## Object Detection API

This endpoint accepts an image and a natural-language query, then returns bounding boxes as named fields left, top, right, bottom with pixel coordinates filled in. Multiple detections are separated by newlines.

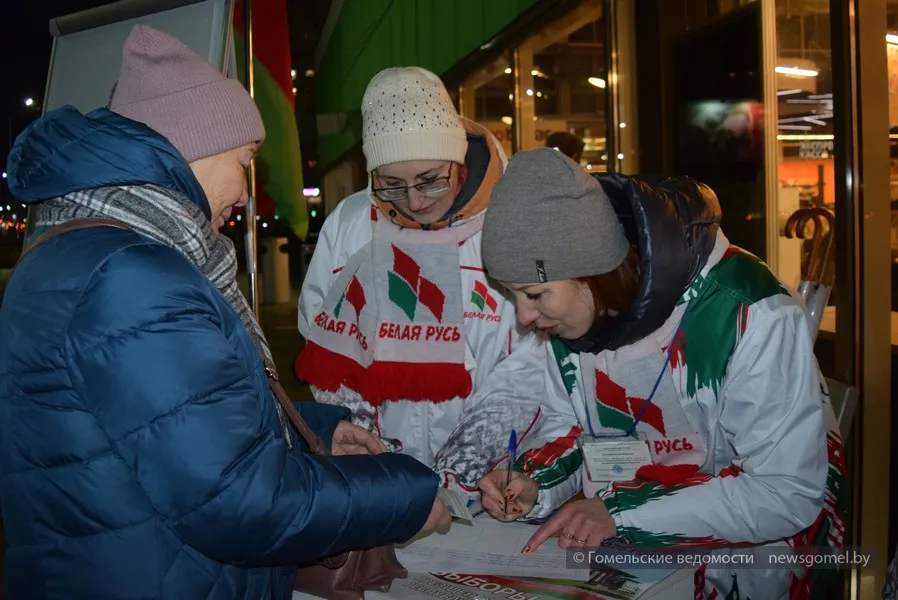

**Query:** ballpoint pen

left=503, top=429, right=517, bottom=516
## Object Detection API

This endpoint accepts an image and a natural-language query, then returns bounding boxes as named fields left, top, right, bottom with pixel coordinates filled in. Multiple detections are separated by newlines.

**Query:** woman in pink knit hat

left=0, top=24, right=447, bottom=600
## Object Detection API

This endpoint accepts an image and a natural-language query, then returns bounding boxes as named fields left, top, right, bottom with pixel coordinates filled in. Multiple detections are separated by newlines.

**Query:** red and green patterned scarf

left=296, top=208, right=482, bottom=405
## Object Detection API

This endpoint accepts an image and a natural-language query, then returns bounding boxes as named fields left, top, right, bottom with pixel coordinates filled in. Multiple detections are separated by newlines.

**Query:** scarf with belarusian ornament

left=296, top=206, right=483, bottom=405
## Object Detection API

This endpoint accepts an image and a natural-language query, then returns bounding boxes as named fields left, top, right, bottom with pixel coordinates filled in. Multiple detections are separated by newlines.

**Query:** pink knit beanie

left=109, top=25, right=265, bottom=162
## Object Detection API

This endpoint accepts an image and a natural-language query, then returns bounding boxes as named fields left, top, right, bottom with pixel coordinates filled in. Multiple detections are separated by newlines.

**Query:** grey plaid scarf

left=35, top=183, right=293, bottom=445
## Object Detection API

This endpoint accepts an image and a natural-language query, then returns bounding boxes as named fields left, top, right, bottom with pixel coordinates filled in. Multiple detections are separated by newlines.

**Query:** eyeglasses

left=372, top=172, right=452, bottom=202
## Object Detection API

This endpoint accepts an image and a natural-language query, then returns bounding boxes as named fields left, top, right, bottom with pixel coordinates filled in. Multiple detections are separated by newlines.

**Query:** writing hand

left=478, top=470, right=538, bottom=522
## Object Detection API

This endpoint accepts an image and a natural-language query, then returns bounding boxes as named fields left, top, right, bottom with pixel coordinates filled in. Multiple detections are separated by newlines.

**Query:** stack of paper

left=292, top=517, right=694, bottom=600
left=351, top=570, right=694, bottom=600
left=395, top=517, right=587, bottom=580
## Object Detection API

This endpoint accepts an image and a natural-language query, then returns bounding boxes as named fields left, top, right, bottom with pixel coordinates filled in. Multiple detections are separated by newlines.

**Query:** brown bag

left=10, top=218, right=132, bottom=270
left=11, top=218, right=407, bottom=599
left=265, top=368, right=408, bottom=600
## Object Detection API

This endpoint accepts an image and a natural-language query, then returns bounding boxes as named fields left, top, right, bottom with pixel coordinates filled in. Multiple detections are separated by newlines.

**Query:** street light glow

left=24, top=97, right=34, bottom=107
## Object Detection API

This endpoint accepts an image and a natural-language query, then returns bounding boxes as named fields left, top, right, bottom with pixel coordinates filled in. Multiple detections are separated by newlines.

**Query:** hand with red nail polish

left=477, top=469, right=538, bottom=522
left=524, top=499, right=616, bottom=553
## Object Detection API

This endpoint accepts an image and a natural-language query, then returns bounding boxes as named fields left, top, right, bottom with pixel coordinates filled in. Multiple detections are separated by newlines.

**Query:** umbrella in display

left=784, top=205, right=835, bottom=340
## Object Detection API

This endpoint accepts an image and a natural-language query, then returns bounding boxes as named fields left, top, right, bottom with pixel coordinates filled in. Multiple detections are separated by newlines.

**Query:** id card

left=580, top=436, right=652, bottom=481
left=437, top=487, right=476, bottom=524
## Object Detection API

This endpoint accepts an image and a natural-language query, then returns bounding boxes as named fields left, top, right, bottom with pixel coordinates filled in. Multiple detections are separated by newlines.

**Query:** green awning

left=314, top=0, right=539, bottom=169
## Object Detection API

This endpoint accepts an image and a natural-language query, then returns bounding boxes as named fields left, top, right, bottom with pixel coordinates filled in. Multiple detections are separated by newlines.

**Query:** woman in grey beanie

left=477, top=147, right=846, bottom=600
left=296, top=66, right=546, bottom=511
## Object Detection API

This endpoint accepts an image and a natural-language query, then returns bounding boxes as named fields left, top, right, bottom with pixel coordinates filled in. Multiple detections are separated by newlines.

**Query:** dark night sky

left=0, top=0, right=325, bottom=187
left=2, top=1, right=116, bottom=169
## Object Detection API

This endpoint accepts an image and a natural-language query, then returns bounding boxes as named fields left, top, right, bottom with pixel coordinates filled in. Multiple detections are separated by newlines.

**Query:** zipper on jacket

left=422, top=403, right=429, bottom=464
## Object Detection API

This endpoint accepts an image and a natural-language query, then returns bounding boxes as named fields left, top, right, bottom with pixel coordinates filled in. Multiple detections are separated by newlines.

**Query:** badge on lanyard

left=579, top=434, right=652, bottom=481
left=578, top=307, right=689, bottom=483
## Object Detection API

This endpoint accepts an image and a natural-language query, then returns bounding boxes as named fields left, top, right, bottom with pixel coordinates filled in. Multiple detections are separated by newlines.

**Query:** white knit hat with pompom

left=361, top=66, right=468, bottom=172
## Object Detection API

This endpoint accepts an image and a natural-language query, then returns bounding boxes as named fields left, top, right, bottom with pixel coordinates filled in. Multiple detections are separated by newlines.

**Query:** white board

left=43, top=0, right=235, bottom=114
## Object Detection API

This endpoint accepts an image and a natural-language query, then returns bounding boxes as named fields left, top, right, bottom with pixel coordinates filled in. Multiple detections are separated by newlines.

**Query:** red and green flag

left=387, top=245, right=445, bottom=322
left=233, top=0, right=308, bottom=240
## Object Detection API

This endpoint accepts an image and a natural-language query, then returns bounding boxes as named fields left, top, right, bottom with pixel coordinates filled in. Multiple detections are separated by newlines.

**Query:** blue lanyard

left=584, top=308, right=687, bottom=439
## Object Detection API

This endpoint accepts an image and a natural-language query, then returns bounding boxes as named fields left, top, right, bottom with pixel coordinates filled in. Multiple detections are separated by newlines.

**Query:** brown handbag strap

left=264, top=364, right=331, bottom=457
left=13, top=217, right=132, bottom=272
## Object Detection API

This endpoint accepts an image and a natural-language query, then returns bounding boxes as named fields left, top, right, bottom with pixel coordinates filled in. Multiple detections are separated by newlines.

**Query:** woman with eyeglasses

left=296, top=67, right=546, bottom=506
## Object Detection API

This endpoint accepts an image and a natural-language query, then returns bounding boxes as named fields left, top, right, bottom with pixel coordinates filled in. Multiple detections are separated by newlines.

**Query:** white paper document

left=394, top=518, right=590, bottom=580
left=351, top=570, right=693, bottom=600
left=437, top=487, right=476, bottom=523
left=293, top=519, right=694, bottom=600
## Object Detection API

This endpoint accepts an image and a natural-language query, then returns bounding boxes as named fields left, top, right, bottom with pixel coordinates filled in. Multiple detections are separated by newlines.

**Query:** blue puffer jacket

left=0, top=107, right=439, bottom=600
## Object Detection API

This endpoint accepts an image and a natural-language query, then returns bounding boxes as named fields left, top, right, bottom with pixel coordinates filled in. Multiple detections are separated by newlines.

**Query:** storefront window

left=517, top=2, right=607, bottom=171
left=618, top=1, right=767, bottom=259
left=458, top=53, right=515, bottom=158
left=771, top=0, right=861, bottom=349
left=775, top=1, right=835, bottom=303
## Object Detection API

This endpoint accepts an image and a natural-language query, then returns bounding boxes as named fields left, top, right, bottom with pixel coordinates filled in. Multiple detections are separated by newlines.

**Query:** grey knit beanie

left=482, top=147, right=629, bottom=283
